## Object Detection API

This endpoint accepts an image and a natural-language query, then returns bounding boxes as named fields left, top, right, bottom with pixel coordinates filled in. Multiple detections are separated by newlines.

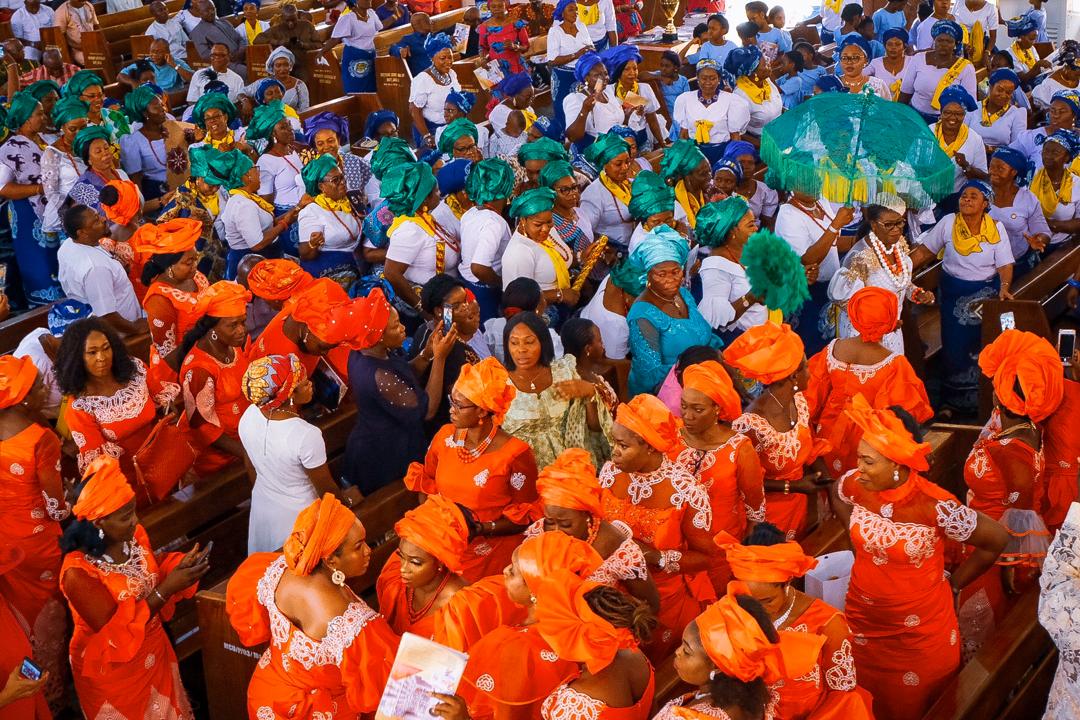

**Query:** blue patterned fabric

left=940, top=271, right=998, bottom=412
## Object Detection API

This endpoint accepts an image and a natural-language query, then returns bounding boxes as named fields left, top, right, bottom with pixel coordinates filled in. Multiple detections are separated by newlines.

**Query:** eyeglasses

left=454, top=140, right=478, bottom=153
left=839, top=55, right=864, bottom=63
left=322, top=173, right=346, bottom=185
left=553, top=183, right=579, bottom=195
left=878, top=218, right=906, bottom=230
left=447, top=393, right=478, bottom=411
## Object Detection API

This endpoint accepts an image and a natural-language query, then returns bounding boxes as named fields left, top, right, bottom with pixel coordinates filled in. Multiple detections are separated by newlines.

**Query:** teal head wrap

left=382, top=161, right=438, bottom=216
left=199, top=147, right=253, bottom=189
left=509, top=187, right=556, bottom=219
left=192, top=93, right=237, bottom=127
left=628, top=171, right=675, bottom=221
left=5, top=92, right=40, bottom=133
left=539, top=159, right=575, bottom=189
left=517, top=137, right=569, bottom=164
left=696, top=196, right=751, bottom=248
left=584, top=132, right=630, bottom=169
left=466, top=158, right=515, bottom=205
left=62, top=70, right=104, bottom=99
left=437, top=117, right=478, bottom=156
left=26, top=80, right=60, bottom=101
left=51, top=96, right=89, bottom=129
left=123, top=85, right=157, bottom=123
left=608, top=253, right=647, bottom=296
left=73, top=125, right=112, bottom=162
left=659, top=139, right=708, bottom=183
left=371, top=136, right=417, bottom=182
left=629, top=225, right=689, bottom=270
left=301, top=153, right=341, bottom=196
left=246, top=100, right=287, bottom=142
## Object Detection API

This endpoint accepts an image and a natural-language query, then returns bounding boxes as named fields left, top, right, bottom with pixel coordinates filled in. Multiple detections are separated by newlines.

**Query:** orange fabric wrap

left=978, top=329, right=1065, bottom=423
left=722, top=322, right=804, bottom=385
left=344, top=288, right=392, bottom=351
left=102, top=179, right=142, bottom=225
left=283, top=493, right=356, bottom=576
left=0, top=355, right=37, bottom=408
left=287, top=278, right=353, bottom=345
left=454, top=356, right=517, bottom=425
left=616, top=394, right=680, bottom=453
left=516, top=532, right=603, bottom=594
left=129, top=218, right=202, bottom=255
left=537, top=448, right=603, bottom=516
left=72, top=456, right=135, bottom=520
left=247, top=259, right=314, bottom=301
left=193, top=280, right=251, bottom=319
left=534, top=571, right=635, bottom=674
left=682, top=360, right=742, bottom=421
left=844, top=393, right=932, bottom=471
left=714, top=531, right=818, bottom=583
left=847, top=286, right=898, bottom=343
left=394, top=495, right=470, bottom=575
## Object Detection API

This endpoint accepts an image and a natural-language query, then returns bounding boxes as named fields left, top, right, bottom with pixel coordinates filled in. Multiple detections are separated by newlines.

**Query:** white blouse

left=732, top=80, right=784, bottom=136
left=409, top=70, right=461, bottom=125
left=930, top=121, right=989, bottom=191
left=546, top=20, right=593, bottom=69
left=746, top=180, right=779, bottom=221
left=899, top=54, right=979, bottom=115
left=1039, top=501, right=1080, bottom=720
left=579, top=0, right=616, bottom=43
left=1043, top=173, right=1080, bottom=246
left=40, top=145, right=85, bottom=233
left=774, top=201, right=843, bottom=283
left=672, top=90, right=751, bottom=144
left=579, top=178, right=634, bottom=249
left=563, top=88, right=625, bottom=139
left=221, top=193, right=274, bottom=250
left=298, top=203, right=360, bottom=253
left=966, top=103, right=1027, bottom=149
left=500, top=230, right=573, bottom=291
left=915, top=213, right=1014, bottom=281
left=1033, top=77, right=1080, bottom=110
left=385, top=211, right=462, bottom=285
left=331, top=8, right=382, bottom=50
left=459, top=206, right=511, bottom=284
left=257, top=152, right=304, bottom=206
left=698, top=254, right=766, bottom=332
left=615, top=82, right=665, bottom=140
left=580, top=276, right=630, bottom=360
left=867, top=56, right=908, bottom=96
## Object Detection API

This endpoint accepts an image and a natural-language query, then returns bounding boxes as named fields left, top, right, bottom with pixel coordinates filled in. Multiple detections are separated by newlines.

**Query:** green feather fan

left=740, top=230, right=810, bottom=318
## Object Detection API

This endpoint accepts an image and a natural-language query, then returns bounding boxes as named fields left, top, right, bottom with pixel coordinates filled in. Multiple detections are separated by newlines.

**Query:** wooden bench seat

left=374, top=7, right=467, bottom=55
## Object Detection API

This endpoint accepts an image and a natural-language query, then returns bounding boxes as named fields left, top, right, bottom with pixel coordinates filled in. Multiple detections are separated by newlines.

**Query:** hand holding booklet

left=375, top=633, right=469, bottom=720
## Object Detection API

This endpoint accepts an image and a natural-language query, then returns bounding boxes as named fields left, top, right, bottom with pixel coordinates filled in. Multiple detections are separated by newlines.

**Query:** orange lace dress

left=653, top=692, right=763, bottom=720
left=1041, top=378, right=1080, bottom=530
left=0, top=557, right=51, bottom=720
left=836, top=470, right=977, bottom=720
left=732, top=393, right=829, bottom=540
left=597, top=458, right=715, bottom=661
left=226, top=553, right=401, bottom=720
left=523, top=520, right=652, bottom=591
left=59, top=525, right=200, bottom=720
left=670, top=432, right=766, bottom=592
left=541, top=668, right=655, bottom=720
left=180, top=345, right=251, bottom=475
left=142, top=273, right=209, bottom=392
left=405, top=424, right=541, bottom=582
left=804, top=340, right=933, bottom=477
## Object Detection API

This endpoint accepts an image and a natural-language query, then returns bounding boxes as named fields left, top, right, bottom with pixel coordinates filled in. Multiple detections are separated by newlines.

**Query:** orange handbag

left=132, top=413, right=197, bottom=505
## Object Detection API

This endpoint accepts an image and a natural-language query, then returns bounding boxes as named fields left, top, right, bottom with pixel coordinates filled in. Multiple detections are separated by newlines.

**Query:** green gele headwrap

left=371, top=136, right=417, bottom=182
left=517, top=137, right=569, bottom=164
left=123, top=85, right=157, bottom=123
left=191, top=92, right=237, bottom=128
left=509, top=187, right=556, bottom=219
left=466, top=158, right=515, bottom=206
left=51, top=96, right=90, bottom=129
left=627, top=170, right=675, bottom=221
left=190, top=145, right=252, bottom=188
left=659, top=139, right=708, bottom=183
left=584, top=132, right=630, bottom=170
left=381, top=161, right=438, bottom=217
left=26, top=80, right=60, bottom=101
left=246, top=100, right=287, bottom=142
left=696, top=195, right=750, bottom=248
left=63, top=70, right=104, bottom=99
left=539, top=159, right=575, bottom=189
left=72, top=125, right=112, bottom=163
left=5, top=92, right=39, bottom=133
left=608, top=253, right=647, bottom=297
left=438, top=117, right=479, bottom=156
left=301, top=153, right=340, bottom=197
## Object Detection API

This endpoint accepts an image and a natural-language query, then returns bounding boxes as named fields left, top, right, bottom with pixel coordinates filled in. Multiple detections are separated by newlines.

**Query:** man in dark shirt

left=252, top=4, right=322, bottom=51
left=188, top=0, right=247, bottom=77
left=389, top=12, right=432, bottom=74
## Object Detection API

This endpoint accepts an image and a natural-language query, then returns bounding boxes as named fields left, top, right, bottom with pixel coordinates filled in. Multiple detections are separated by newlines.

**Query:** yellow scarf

left=674, top=180, right=702, bottom=227
left=387, top=210, right=436, bottom=238
left=694, top=119, right=714, bottom=143
left=736, top=76, right=771, bottom=104
left=243, top=19, right=260, bottom=45
left=600, top=171, right=632, bottom=207
left=537, top=233, right=571, bottom=289
left=951, top=212, right=1001, bottom=256
left=825, top=0, right=842, bottom=13
left=229, top=188, right=275, bottom=214
left=446, top=194, right=468, bottom=219
left=186, top=181, right=220, bottom=216
left=577, top=1, right=600, bottom=25
left=206, top=130, right=235, bottom=151
left=1030, top=168, right=1073, bottom=217
left=616, top=81, right=639, bottom=100
left=315, top=194, right=354, bottom=214
left=935, top=121, right=969, bottom=158
left=889, top=77, right=902, bottom=100
left=1011, top=41, right=1037, bottom=70
left=980, top=101, right=1008, bottom=127
left=970, top=20, right=985, bottom=64
left=930, top=58, right=972, bottom=111
left=522, top=107, right=538, bottom=130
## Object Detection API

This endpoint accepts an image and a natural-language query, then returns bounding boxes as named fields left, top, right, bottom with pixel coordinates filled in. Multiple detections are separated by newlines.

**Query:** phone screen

left=20, top=658, right=41, bottom=681
left=442, top=306, right=454, bottom=334
left=999, top=311, right=1016, bottom=331
left=1058, top=330, right=1076, bottom=362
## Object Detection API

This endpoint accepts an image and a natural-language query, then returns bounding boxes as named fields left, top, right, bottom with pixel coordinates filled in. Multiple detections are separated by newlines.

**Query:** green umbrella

left=759, top=90, right=954, bottom=209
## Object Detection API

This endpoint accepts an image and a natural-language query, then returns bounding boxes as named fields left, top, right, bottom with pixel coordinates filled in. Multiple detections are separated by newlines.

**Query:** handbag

left=132, top=413, right=197, bottom=506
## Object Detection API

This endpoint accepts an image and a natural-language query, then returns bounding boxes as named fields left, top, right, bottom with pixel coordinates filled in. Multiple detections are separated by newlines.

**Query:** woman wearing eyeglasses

left=834, top=35, right=891, bottom=99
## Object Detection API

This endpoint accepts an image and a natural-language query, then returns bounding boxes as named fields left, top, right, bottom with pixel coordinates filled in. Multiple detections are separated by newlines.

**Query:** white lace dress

left=827, top=235, right=915, bottom=354
left=39, top=144, right=85, bottom=234
left=1040, top=502, right=1080, bottom=719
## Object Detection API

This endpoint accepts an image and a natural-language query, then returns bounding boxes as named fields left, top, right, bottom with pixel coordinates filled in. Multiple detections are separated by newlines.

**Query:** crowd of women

left=0, top=0, right=1080, bottom=719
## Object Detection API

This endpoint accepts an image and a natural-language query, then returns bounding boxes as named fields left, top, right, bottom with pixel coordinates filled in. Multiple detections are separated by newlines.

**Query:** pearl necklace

left=773, top=588, right=797, bottom=629
left=867, top=233, right=911, bottom=290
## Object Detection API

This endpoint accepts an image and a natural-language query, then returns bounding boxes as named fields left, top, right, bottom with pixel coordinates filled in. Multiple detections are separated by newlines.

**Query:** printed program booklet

left=375, top=633, right=469, bottom=720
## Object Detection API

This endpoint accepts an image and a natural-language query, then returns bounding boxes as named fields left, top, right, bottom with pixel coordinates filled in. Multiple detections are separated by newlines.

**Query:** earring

left=167, top=267, right=175, bottom=279
left=98, top=528, right=105, bottom=539
left=331, top=569, right=346, bottom=587
left=892, top=468, right=901, bottom=485
left=210, top=330, right=219, bottom=341
left=530, top=594, right=537, bottom=604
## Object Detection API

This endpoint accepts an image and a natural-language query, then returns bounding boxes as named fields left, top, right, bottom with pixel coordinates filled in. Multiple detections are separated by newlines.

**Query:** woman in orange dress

left=250, top=277, right=355, bottom=378
left=725, top=322, right=831, bottom=541
left=58, top=456, right=208, bottom=719
left=377, top=494, right=519, bottom=650
left=458, top=532, right=601, bottom=720
left=527, top=448, right=659, bottom=612
left=56, top=318, right=178, bottom=478
left=715, top=525, right=873, bottom=720
left=599, top=394, right=715, bottom=661
left=805, top=287, right=932, bottom=478
left=0, top=357, right=67, bottom=708
left=0, top=545, right=50, bottom=719
left=535, top=572, right=656, bottom=720
left=243, top=258, right=314, bottom=339
left=672, top=360, right=765, bottom=592
left=405, top=357, right=540, bottom=582
left=652, top=582, right=825, bottom=720
left=131, top=218, right=208, bottom=392
left=226, top=494, right=400, bottom=720
left=178, top=281, right=252, bottom=474
left=828, top=396, right=1008, bottom=720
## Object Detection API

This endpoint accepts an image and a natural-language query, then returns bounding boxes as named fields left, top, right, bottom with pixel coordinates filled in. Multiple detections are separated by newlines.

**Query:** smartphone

left=1058, top=329, right=1076, bottom=364
left=999, top=311, right=1016, bottom=331
left=592, top=77, right=604, bottom=95
left=0, top=262, right=7, bottom=291
left=19, top=658, right=42, bottom=682
left=442, top=306, right=454, bottom=334
left=198, top=540, right=214, bottom=562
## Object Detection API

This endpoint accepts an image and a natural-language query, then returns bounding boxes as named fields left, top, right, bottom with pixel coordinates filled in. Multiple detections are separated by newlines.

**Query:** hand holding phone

left=19, top=658, right=42, bottom=682
left=1057, top=329, right=1076, bottom=365
left=442, top=306, right=454, bottom=334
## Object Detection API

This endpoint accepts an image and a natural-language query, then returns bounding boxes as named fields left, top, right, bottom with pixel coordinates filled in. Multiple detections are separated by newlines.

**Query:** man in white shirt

left=146, top=0, right=189, bottom=60
left=10, top=0, right=54, bottom=62
left=186, top=43, right=245, bottom=102
left=57, top=204, right=147, bottom=336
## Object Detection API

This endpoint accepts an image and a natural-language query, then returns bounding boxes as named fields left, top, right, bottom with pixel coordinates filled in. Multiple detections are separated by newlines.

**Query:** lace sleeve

left=182, top=365, right=224, bottom=449
left=1039, top=503, right=1080, bottom=651
left=935, top=499, right=978, bottom=542
left=735, top=439, right=766, bottom=524
left=35, top=429, right=69, bottom=522
left=373, top=367, right=419, bottom=411
left=819, top=613, right=857, bottom=692
left=628, top=314, right=668, bottom=395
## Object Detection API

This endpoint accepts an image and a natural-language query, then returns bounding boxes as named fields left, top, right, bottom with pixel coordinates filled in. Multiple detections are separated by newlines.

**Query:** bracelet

left=152, top=587, right=167, bottom=604
left=658, top=549, right=682, bottom=574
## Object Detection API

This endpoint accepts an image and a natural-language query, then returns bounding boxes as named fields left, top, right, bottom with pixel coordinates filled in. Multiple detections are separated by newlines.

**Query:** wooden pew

left=80, top=30, right=117, bottom=82
left=0, top=305, right=50, bottom=356
left=39, top=26, right=71, bottom=64
left=130, top=34, right=154, bottom=58
left=302, top=49, right=346, bottom=106
left=245, top=43, right=271, bottom=83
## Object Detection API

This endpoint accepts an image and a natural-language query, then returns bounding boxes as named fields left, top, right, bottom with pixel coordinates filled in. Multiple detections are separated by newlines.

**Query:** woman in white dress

left=1031, top=50, right=1080, bottom=110
left=723, top=140, right=778, bottom=227
left=297, top=154, right=362, bottom=289
left=898, top=20, right=977, bottom=122
left=220, top=150, right=299, bottom=279
left=696, top=196, right=767, bottom=341
left=868, top=27, right=910, bottom=100
left=601, top=44, right=666, bottom=150
left=249, top=102, right=305, bottom=256
left=501, top=187, right=577, bottom=314
left=1039, top=498, right=1080, bottom=719
left=967, top=68, right=1027, bottom=151
left=41, top=95, right=88, bottom=234
left=726, top=45, right=783, bottom=137
left=408, top=33, right=460, bottom=149
left=833, top=35, right=891, bottom=99
left=673, top=59, right=750, bottom=165
left=932, top=84, right=989, bottom=191
left=238, top=353, right=338, bottom=554
left=564, top=51, right=624, bottom=149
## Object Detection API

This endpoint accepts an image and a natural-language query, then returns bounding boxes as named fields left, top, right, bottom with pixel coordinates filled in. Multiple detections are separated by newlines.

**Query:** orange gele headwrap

left=697, top=581, right=825, bottom=683
left=847, top=287, right=899, bottom=343
left=394, top=495, right=470, bottom=576
left=0, top=355, right=37, bottom=408
left=454, top=356, right=517, bottom=426
left=101, top=179, right=142, bottom=226
left=682, top=360, right=742, bottom=422
left=73, top=456, right=135, bottom=521
left=978, top=329, right=1065, bottom=423
left=844, top=393, right=932, bottom=471
left=283, top=493, right=357, bottom=576
left=714, top=531, right=818, bottom=583
left=722, top=322, right=804, bottom=386
left=516, top=531, right=603, bottom=594
left=344, top=288, right=392, bottom=351
left=288, top=278, right=353, bottom=345
left=193, top=280, right=252, bottom=319
left=537, top=448, right=603, bottom=517
left=615, top=394, right=680, bottom=453
left=247, top=259, right=314, bottom=301
left=534, top=571, right=635, bottom=674
left=129, top=218, right=202, bottom=256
